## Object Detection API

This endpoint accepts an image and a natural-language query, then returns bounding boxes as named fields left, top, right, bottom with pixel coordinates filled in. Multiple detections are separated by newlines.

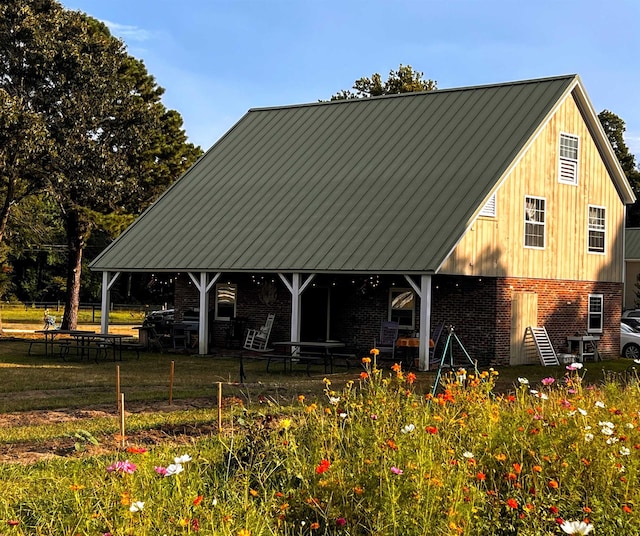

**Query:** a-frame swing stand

left=430, top=324, right=478, bottom=398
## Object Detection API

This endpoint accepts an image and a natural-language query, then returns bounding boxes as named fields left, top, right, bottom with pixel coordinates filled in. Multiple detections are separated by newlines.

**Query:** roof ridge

left=247, top=74, right=578, bottom=113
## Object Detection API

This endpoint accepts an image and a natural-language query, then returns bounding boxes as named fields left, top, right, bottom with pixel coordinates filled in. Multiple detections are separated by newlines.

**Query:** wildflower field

left=0, top=357, right=639, bottom=535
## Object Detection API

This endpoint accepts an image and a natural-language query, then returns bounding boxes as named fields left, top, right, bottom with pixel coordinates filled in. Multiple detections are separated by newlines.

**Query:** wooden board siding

left=440, top=92, right=626, bottom=283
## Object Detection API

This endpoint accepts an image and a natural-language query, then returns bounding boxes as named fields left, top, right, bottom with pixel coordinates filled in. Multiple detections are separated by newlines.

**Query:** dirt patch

left=0, top=397, right=223, bottom=465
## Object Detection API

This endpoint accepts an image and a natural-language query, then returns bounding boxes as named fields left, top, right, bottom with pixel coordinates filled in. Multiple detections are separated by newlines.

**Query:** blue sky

left=61, top=0, right=640, bottom=160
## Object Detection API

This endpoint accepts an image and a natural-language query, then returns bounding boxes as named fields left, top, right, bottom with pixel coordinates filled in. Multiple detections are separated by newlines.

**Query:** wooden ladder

left=525, top=326, right=559, bottom=366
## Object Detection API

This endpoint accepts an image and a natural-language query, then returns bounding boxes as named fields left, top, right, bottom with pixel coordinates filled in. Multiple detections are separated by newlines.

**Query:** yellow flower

left=69, top=484, right=85, bottom=491
left=297, top=395, right=305, bottom=402
left=280, top=418, right=292, bottom=430
left=362, top=357, right=371, bottom=364
left=237, top=530, right=252, bottom=536
left=370, top=348, right=380, bottom=356
left=323, top=377, right=331, bottom=386
left=494, top=453, right=507, bottom=462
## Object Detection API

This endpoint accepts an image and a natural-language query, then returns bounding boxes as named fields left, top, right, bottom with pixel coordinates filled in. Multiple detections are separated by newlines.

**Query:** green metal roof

left=91, top=74, right=629, bottom=274
left=626, top=229, right=640, bottom=260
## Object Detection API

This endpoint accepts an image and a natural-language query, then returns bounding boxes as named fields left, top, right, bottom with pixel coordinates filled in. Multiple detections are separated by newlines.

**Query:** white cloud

left=102, top=20, right=152, bottom=42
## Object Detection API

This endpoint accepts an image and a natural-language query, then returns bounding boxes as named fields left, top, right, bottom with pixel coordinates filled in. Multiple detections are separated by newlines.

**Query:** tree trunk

left=61, top=211, right=88, bottom=330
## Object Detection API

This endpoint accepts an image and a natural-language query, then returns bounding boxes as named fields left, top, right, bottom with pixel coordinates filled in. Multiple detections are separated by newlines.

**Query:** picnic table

left=271, top=341, right=348, bottom=374
left=31, top=329, right=96, bottom=358
left=66, top=332, right=134, bottom=362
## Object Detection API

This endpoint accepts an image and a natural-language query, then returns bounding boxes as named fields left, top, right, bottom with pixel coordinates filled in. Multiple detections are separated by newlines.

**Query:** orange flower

left=193, top=495, right=203, bottom=506
left=386, top=439, right=398, bottom=451
left=476, top=472, right=486, bottom=481
left=425, top=426, right=438, bottom=434
left=362, top=357, right=371, bottom=364
left=391, top=363, right=402, bottom=372
left=310, top=522, right=320, bottom=530
left=370, top=348, right=380, bottom=356
left=353, top=486, right=364, bottom=495
left=495, top=453, right=507, bottom=462
left=623, top=504, right=633, bottom=513
left=406, top=372, right=416, bottom=384
left=360, top=372, right=369, bottom=379
left=507, top=472, right=517, bottom=481
left=237, top=530, right=252, bottom=536
left=506, top=498, right=518, bottom=509
left=512, top=463, right=522, bottom=474
left=548, top=480, right=559, bottom=489
left=582, top=506, right=592, bottom=513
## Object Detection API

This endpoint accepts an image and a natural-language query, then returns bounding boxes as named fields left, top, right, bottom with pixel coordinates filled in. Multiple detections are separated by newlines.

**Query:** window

left=524, top=196, right=545, bottom=248
left=389, top=288, right=415, bottom=330
left=587, top=294, right=603, bottom=333
left=215, top=283, right=237, bottom=320
left=479, top=192, right=497, bottom=217
left=559, top=133, right=579, bottom=184
left=588, top=205, right=606, bottom=253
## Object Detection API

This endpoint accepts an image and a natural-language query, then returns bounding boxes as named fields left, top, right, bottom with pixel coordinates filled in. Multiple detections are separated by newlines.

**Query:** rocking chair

left=243, top=313, right=275, bottom=352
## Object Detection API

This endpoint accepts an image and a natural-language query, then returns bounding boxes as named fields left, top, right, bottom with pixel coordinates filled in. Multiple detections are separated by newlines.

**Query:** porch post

left=100, top=271, right=121, bottom=334
left=188, top=272, right=221, bottom=355
left=278, top=273, right=315, bottom=342
left=405, top=274, right=432, bottom=371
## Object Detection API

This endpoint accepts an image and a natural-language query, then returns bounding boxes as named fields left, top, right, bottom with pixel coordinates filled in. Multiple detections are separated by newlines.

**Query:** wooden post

left=120, top=393, right=125, bottom=449
left=116, top=365, right=121, bottom=413
left=169, top=360, right=175, bottom=405
left=217, top=382, right=222, bottom=434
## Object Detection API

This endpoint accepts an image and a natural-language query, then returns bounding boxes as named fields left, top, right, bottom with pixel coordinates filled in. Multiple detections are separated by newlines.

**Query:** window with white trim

left=587, top=205, right=606, bottom=253
left=479, top=192, right=497, bottom=217
left=587, top=294, right=603, bottom=334
left=389, top=288, right=415, bottom=330
left=214, top=283, right=237, bottom=320
left=559, top=133, right=579, bottom=184
left=524, top=196, right=545, bottom=248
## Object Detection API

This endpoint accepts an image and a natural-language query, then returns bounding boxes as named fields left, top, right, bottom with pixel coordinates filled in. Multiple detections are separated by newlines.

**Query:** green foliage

left=331, top=64, right=437, bottom=100
left=0, top=0, right=202, bottom=321
left=598, top=110, right=640, bottom=226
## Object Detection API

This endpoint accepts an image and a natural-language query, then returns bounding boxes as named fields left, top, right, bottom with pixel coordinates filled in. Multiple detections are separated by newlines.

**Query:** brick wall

left=174, top=273, right=622, bottom=364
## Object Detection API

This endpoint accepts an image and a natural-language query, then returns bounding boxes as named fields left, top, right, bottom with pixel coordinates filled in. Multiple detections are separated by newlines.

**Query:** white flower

left=595, top=401, right=606, bottom=408
left=598, top=421, right=614, bottom=429
left=329, top=396, right=340, bottom=405
left=529, top=389, right=539, bottom=395
left=165, top=463, right=184, bottom=475
left=626, top=422, right=635, bottom=429
left=578, top=408, right=588, bottom=416
left=212, top=498, right=218, bottom=506
left=401, top=424, right=416, bottom=434
left=518, top=377, right=529, bottom=385
left=620, top=447, right=631, bottom=456
left=634, top=359, right=640, bottom=364
left=560, top=520, right=593, bottom=534
left=584, top=433, right=594, bottom=442
left=339, top=412, right=348, bottom=419
left=129, top=501, right=145, bottom=512
left=537, top=392, right=549, bottom=400
left=606, top=436, right=619, bottom=444
left=462, top=451, right=475, bottom=459
left=601, top=427, right=614, bottom=436
left=584, top=425, right=592, bottom=431
left=174, top=454, right=192, bottom=464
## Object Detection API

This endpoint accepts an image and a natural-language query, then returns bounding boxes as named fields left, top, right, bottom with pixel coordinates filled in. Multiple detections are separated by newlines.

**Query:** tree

left=0, top=0, right=202, bottom=328
left=331, top=64, right=437, bottom=100
left=598, top=110, right=640, bottom=226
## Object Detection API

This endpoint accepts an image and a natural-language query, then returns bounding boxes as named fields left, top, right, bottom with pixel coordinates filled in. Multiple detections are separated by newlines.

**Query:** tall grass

left=0, top=359, right=638, bottom=534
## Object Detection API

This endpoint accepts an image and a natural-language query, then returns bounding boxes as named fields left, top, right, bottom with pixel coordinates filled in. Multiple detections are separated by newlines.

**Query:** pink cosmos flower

left=541, top=377, right=555, bottom=386
left=390, top=466, right=403, bottom=475
left=154, top=466, right=168, bottom=476
left=106, top=460, right=136, bottom=474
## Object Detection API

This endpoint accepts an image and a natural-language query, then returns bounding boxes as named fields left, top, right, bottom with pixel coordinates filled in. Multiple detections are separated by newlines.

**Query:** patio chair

left=374, top=320, right=399, bottom=362
left=243, top=313, right=275, bottom=352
